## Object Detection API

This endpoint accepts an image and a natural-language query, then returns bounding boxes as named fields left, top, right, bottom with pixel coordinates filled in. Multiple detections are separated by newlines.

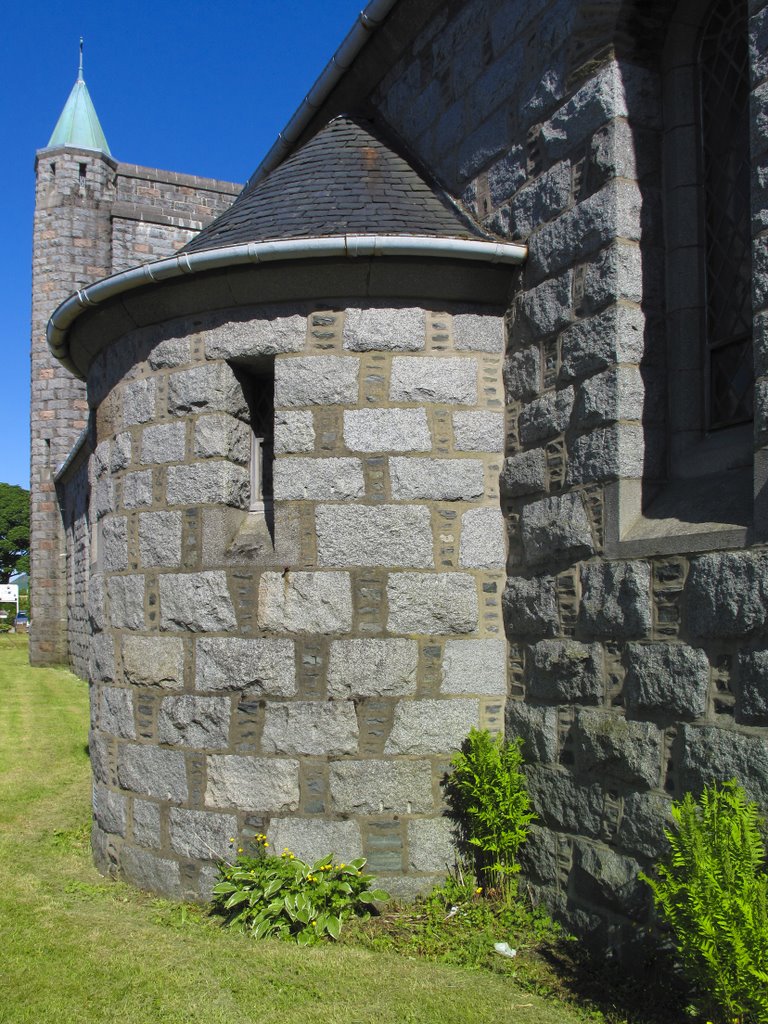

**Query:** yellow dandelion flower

left=238, top=848, right=243, bottom=853
left=475, top=887, right=483, bottom=893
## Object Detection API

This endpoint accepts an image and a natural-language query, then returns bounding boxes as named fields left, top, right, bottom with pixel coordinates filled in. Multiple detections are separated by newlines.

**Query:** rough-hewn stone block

left=93, top=782, right=127, bottom=836
left=169, top=807, right=238, bottom=860
left=572, top=367, right=644, bottom=430
left=452, top=410, right=505, bottom=452
left=167, top=362, right=246, bottom=417
left=123, top=378, right=157, bottom=426
left=100, top=686, right=136, bottom=739
left=686, top=552, right=768, bottom=637
left=519, top=387, right=574, bottom=444
left=384, top=698, right=479, bottom=754
left=194, top=414, right=250, bottom=464
left=500, top=450, right=547, bottom=497
left=327, top=639, right=418, bottom=697
left=205, top=755, right=300, bottom=811
left=343, top=307, right=425, bottom=351
left=459, top=507, right=506, bottom=568
left=273, top=458, right=364, bottom=500
left=511, top=271, right=573, bottom=341
left=120, top=846, right=181, bottom=898
left=261, top=701, right=359, bottom=755
left=524, top=765, right=604, bottom=837
left=625, top=643, right=709, bottom=719
left=567, top=424, right=645, bottom=484
left=166, top=461, right=248, bottom=508
left=275, top=356, right=359, bottom=406
left=138, top=511, right=183, bottom=568
left=122, top=470, right=153, bottom=509
left=330, top=759, right=434, bottom=813
left=528, top=640, right=603, bottom=703
left=579, top=561, right=651, bottom=638
left=108, top=575, right=146, bottom=630
left=521, top=493, right=594, bottom=568
left=574, top=710, right=661, bottom=789
left=141, top=422, right=186, bottom=464
left=387, top=573, right=478, bottom=634
left=453, top=313, right=504, bottom=352
left=267, top=818, right=362, bottom=863
left=506, top=700, right=558, bottom=762
left=407, top=817, right=457, bottom=872
left=274, top=410, right=315, bottom=454
left=389, top=458, right=484, bottom=501
left=316, top=504, right=433, bottom=568
left=116, top=744, right=188, bottom=802
left=196, top=637, right=296, bottom=695
left=572, top=841, right=646, bottom=919
left=111, top=432, right=132, bottom=472
left=390, top=357, right=477, bottom=404
left=89, top=633, right=115, bottom=682
left=133, top=798, right=162, bottom=848
left=505, top=346, right=541, bottom=402
left=679, top=725, right=768, bottom=806
left=503, top=575, right=559, bottom=637
left=204, top=312, right=306, bottom=359
left=257, top=572, right=353, bottom=634
left=559, top=305, right=646, bottom=383
left=737, top=649, right=768, bottom=723
left=343, top=409, right=432, bottom=452
left=441, top=639, right=506, bottom=694
left=102, top=517, right=128, bottom=572
left=158, top=695, right=232, bottom=748
left=122, top=635, right=184, bottom=688
left=159, top=571, right=237, bottom=632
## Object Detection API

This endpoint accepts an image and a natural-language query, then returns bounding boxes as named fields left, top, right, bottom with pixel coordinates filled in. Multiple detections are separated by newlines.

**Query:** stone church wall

left=30, top=144, right=239, bottom=670
left=83, top=302, right=507, bottom=900
left=365, top=0, right=768, bottom=949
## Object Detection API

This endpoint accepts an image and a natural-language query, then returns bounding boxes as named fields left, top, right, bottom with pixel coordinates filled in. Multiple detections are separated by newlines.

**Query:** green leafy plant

left=211, top=834, right=388, bottom=944
left=640, top=780, right=768, bottom=1024
left=446, top=728, right=536, bottom=901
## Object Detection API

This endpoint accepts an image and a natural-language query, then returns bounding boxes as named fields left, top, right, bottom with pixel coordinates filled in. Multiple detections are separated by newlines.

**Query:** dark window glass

left=699, top=0, right=753, bottom=428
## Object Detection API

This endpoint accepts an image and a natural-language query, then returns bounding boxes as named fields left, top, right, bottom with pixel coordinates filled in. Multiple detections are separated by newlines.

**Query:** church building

left=30, top=0, right=768, bottom=953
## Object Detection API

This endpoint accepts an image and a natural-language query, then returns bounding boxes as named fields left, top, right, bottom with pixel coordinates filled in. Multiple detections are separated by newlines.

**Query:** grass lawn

left=0, top=633, right=605, bottom=1024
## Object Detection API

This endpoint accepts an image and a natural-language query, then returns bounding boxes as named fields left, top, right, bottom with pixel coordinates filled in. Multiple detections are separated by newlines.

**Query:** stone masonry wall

left=31, top=148, right=115, bottom=666
left=58, top=443, right=92, bottom=681
left=84, top=301, right=507, bottom=900
left=31, top=144, right=239, bottom=669
left=368, top=0, right=768, bottom=951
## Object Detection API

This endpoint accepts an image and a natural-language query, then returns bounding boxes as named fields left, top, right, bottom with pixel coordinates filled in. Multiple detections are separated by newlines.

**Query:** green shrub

left=446, top=728, right=536, bottom=900
left=640, top=780, right=768, bottom=1024
left=212, top=834, right=388, bottom=944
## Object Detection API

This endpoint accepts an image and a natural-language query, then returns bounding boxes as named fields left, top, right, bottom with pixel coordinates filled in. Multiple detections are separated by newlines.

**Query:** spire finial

left=78, top=38, right=84, bottom=81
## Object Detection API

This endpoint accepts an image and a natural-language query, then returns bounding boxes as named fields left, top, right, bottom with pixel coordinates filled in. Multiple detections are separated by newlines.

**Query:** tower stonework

left=30, top=146, right=115, bottom=665
left=30, top=69, right=240, bottom=666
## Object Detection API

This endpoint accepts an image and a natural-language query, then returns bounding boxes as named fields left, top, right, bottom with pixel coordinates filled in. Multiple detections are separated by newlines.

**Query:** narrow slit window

left=239, top=368, right=274, bottom=513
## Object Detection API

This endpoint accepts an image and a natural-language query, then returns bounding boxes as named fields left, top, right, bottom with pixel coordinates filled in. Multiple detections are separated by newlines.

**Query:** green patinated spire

left=48, top=39, right=111, bottom=155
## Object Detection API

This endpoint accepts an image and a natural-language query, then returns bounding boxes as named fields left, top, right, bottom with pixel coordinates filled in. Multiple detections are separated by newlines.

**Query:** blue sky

left=2, top=0, right=365, bottom=489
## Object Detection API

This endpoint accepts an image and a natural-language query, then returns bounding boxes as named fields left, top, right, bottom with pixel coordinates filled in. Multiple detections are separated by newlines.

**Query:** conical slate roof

left=48, top=48, right=111, bottom=155
left=183, top=116, right=489, bottom=254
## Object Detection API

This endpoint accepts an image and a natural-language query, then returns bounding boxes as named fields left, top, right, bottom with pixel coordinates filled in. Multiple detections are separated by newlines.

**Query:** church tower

left=30, top=43, right=115, bottom=665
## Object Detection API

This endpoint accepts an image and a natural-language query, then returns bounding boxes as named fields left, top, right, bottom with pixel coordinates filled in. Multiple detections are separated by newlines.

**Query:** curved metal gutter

left=47, top=233, right=528, bottom=372
left=245, top=0, right=400, bottom=190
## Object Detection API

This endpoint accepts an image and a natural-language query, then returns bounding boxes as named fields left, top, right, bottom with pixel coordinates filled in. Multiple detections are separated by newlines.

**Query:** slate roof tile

left=182, top=116, right=491, bottom=254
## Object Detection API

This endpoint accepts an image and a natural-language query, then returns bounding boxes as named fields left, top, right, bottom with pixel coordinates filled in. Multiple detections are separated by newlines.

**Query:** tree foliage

left=0, top=483, right=30, bottom=583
